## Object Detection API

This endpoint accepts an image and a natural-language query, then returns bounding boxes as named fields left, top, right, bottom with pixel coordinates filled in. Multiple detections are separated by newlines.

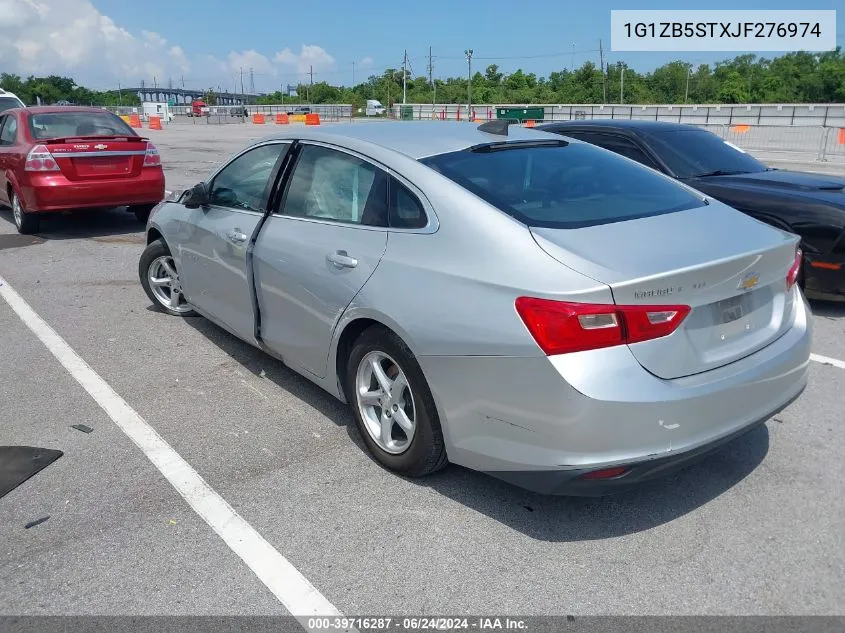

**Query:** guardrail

left=390, top=103, right=845, bottom=128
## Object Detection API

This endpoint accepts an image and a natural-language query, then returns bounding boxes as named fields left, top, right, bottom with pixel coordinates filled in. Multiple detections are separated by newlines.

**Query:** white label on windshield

left=724, top=140, right=747, bottom=153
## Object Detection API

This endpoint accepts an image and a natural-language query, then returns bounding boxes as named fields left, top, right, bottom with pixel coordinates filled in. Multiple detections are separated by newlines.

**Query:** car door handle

left=326, top=250, right=358, bottom=269
left=226, top=228, right=248, bottom=244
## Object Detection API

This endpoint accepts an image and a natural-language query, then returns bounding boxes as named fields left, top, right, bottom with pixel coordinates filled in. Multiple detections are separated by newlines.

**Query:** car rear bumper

left=21, top=171, right=165, bottom=213
left=418, top=288, right=812, bottom=495
left=803, top=254, right=845, bottom=302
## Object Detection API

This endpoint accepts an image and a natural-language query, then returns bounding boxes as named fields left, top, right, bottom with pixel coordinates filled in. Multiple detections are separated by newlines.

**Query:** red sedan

left=0, top=106, right=165, bottom=234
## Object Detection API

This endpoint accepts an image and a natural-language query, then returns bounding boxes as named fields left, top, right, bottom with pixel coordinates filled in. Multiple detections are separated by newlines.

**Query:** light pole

left=465, top=49, right=473, bottom=116
left=684, top=64, right=692, bottom=104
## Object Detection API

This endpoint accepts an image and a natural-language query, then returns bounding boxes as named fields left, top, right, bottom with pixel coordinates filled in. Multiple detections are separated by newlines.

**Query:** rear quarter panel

left=339, top=167, right=614, bottom=359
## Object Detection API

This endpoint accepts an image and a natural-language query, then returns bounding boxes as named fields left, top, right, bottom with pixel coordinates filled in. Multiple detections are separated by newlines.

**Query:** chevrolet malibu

left=138, top=121, right=812, bottom=495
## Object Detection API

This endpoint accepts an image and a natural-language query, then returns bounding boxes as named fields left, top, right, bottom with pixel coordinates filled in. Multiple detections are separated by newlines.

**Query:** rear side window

left=0, top=116, right=16, bottom=145
left=421, top=142, right=703, bottom=229
left=28, top=110, right=135, bottom=139
left=389, top=178, right=427, bottom=229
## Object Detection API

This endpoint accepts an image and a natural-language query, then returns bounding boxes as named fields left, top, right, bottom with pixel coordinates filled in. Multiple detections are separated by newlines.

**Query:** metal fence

left=169, top=103, right=353, bottom=121
left=385, top=103, right=845, bottom=163
left=390, top=103, right=845, bottom=128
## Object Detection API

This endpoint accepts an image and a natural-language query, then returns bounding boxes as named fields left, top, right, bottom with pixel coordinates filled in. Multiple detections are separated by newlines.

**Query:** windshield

left=647, top=129, right=768, bottom=179
left=0, top=97, right=23, bottom=114
left=28, top=110, right=136, bottom=139
left=420, top=141, right=705, bottom=229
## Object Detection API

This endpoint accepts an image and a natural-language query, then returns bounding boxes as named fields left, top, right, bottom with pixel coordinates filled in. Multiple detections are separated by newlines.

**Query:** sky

left=0, top=0, right=842, bottom=93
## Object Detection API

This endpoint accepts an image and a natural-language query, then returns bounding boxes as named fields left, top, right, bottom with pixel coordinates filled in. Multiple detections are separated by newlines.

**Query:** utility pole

left=352, top=61, right=355, bottom=88
left=599, top=39, right=606, bottom=103
left=118, top=82, right=122, bottom=106
left=465, top=49, right=473, bottom=115
left=619, top=62, right=625, bottom=104
left=181, top=75, right=185, bottom=88
left=428, top=45, right=434, bottom=105
left=239, top=67, right=245, bottom=95
left=684, top=64, right=692, bottom=104
left=309, top=65, right=313, bottom=103
left=402, top=49, right=408, bottom=104
left=249, top=68, right=255, bottom=94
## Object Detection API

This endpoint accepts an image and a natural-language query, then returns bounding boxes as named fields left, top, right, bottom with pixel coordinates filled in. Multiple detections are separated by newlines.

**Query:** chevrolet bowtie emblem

left=94, top=144, right=108, bottom=150
left=738, top=272, right=760, bottom=291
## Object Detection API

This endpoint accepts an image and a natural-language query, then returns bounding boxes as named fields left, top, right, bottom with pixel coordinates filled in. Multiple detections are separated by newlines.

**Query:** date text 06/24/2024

left=304, top=617, right=529, bottom=631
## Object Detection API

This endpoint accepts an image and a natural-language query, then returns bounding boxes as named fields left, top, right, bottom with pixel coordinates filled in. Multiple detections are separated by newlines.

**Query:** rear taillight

left=143, top=142, right=161, bottom=167
left=514, top=297, right=691, bottom=355
left=786, top=248, right=802, bottom=291
left=24, top=145, right=59, bottom=172
left=580, top=466, right=628, bottom=480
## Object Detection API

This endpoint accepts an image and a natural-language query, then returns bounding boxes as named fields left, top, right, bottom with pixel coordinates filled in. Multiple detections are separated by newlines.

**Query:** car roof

left=537, top=119, right=702, bottom=134
left=251, top=121, right=565, bottom=160
left=16, top=106, right=114, bottom=115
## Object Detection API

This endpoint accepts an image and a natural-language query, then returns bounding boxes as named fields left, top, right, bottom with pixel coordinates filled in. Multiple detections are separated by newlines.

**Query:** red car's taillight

left=143, top=142, right=161, bottom=167
left=515, top=297, right=691, bottom=355
left=786, top=247, right=802, bottom=292
left=24, top=145, right=60, bottom=172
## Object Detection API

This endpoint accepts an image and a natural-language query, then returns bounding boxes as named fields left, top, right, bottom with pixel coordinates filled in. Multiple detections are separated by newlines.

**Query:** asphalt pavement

left=0, top=119, right=843, bottom=618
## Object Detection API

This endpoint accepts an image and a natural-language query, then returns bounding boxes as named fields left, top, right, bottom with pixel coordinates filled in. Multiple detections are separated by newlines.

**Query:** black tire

left=345, top=325, right=448, bottom=477
left=138, top=238, right=197, bottom=317
left=130, top=204, right=155, bottom=224
left=11, top=190, right=39, bottom=235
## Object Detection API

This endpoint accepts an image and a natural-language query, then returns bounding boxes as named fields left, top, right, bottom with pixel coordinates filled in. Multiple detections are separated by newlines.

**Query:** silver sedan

left=138, top=120, right=812, bottom=495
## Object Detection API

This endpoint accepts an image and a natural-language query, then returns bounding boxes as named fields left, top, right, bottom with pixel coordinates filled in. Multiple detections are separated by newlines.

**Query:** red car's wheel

left=11, top=191, right=39, bottom=235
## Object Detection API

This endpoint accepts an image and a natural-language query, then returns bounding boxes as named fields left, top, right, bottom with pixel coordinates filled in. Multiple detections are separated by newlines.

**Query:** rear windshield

left=420, top=141, right=705, bottom=229
left=28, top=110, right=136, bottom=140
left=0, top=97, right=23, bottom=113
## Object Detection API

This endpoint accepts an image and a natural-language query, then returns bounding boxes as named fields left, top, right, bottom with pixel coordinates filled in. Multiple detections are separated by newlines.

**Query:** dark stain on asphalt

left=75, top=279, right=137, bottom=287
left=0, top=234, right=45, bottom=250
left=92, top=234, right=145, bottom=244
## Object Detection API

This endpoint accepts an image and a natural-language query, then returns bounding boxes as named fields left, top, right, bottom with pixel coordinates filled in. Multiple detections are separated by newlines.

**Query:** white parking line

left=810, top=353, right=845, bottom=370
left=0, top=275, right=351, bottom=628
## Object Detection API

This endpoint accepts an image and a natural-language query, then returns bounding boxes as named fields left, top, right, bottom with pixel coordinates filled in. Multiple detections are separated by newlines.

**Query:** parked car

left=0, top=106, right=165, bottom=233
left=286, top=106, right=312, bottom=116
left=537, top=119, right=845, bottom=302
left=138, top=121, right=810, bottom=495
left=0, top=88, right=25, bottom=113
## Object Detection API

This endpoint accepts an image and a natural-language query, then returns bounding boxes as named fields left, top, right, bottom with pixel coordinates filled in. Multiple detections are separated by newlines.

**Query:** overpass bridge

left=124, top=87, right=259, bottom=106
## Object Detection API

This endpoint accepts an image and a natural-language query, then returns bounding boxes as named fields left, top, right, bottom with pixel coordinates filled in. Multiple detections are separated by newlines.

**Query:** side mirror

left=210, top=187, right=238, bottom=206
left=183, top=182, right=209, bottom=209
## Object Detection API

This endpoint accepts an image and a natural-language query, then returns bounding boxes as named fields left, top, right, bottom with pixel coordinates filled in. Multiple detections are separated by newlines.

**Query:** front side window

left=421, top=141, right=704, bottom=229
left=209, top=143, right=290, bottom=212
left=0, top=116, right=15, bottom=145
left=281, top=144, right=388, bottom=227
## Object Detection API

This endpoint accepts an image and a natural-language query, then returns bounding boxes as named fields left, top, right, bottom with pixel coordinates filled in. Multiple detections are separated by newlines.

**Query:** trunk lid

left=44, top=136, right=147, bottom=181
left=530, top=202, right=800, bottom=379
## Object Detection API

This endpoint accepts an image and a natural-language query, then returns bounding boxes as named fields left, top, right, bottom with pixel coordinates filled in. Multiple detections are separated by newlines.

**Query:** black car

left=537, top=119, right=845, bottom=301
